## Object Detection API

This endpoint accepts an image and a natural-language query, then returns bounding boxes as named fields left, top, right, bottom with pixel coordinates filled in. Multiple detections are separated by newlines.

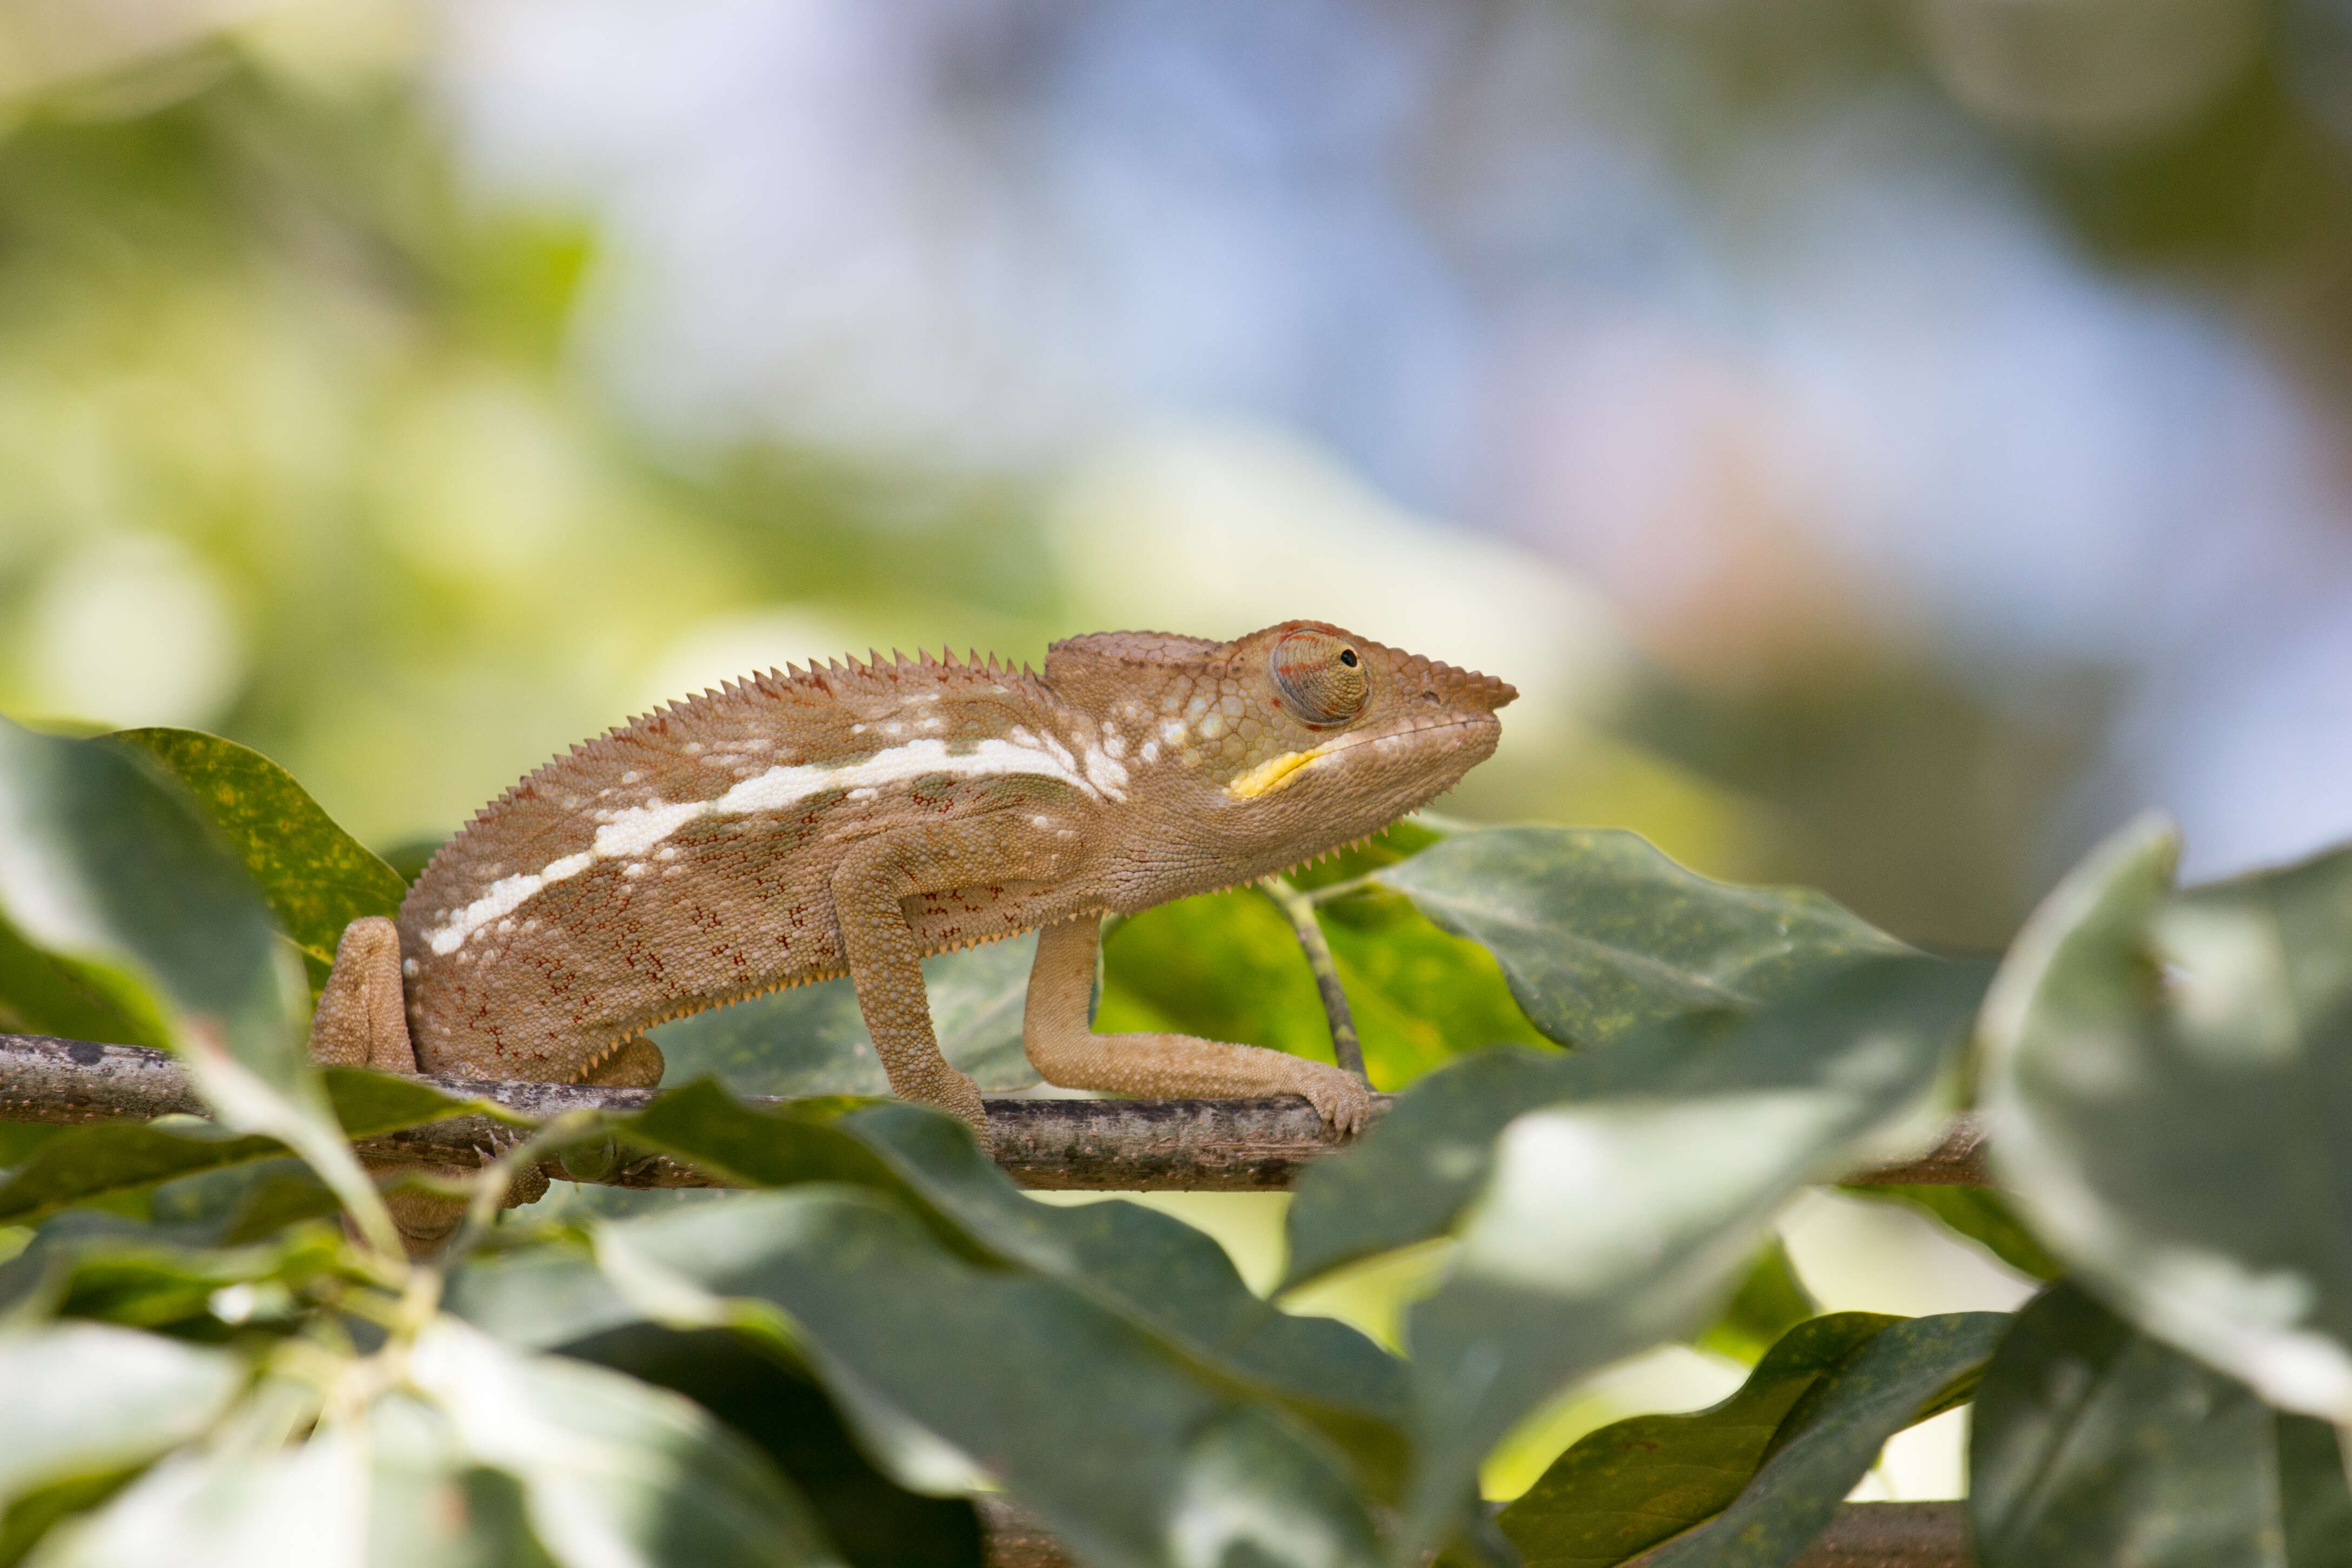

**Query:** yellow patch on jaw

left=1226, top=744, right=1337, bottom=799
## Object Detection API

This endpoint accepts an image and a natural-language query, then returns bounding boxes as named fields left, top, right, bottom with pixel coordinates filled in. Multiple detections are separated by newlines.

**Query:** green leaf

left=1099, top=883, right=1547, bottom=1089
left=591, top=1187, right=1383, bottom=1568
left=32, top=1421, right=370, bottom=1568
left=1971, top=1281, right=2352, bottom=1568
left=0, top=1323, right=243, bottom=1507
left=103, top=728, right=406, bottom=980
left=1283, top=953, right=1988, bottom=1291
left=1373, top=827, right=1909, bottom=1048
left=1694, top=1238, right=1822, bottom=1365
left=1318, top=892, right=1554, bottom=1083
left=1496, top=1312, right=1895, bottom=1568
left=557, top=1324, right=983, bottom=1568
left=0, top=1070, right=489, bottom=1228
left=1638, top=1313, right=2003, bottom=1568
left=0, top=718, right=301, bottom=1092
left=407, top=1317, right=845, bottom=1568
left=6, top=1221, right=350, bottom=1331
left=0, top=720, right=387, bottom=1246
left=839, top=1104, right=1410, bottom=1492
left=1391, top=954, right=1984, bottom=1555
left=0, top=911, right=164, bottom=1049
left=0, top=1125, right=287, bottom=1228
left=655, top=936, right=1041, bottom=1097
left=1837, top=1185, right=2063, bottom=1282
left=1098, top=890, right=1335, bottom=1061
left=1980, top=816, right=2352, bottom=1423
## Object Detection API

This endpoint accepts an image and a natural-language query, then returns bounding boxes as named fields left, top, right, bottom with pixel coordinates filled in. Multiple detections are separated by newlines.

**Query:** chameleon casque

left=308, top=620, right=1514, bottom=1248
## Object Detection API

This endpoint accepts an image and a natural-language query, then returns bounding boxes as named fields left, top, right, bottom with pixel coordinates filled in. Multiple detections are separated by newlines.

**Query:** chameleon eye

left=1270, top=630, right=1370, bottom=726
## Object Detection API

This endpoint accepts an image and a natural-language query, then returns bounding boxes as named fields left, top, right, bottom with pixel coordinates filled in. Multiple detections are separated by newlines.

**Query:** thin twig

left=1259, top=875, right=1368, bottom=1080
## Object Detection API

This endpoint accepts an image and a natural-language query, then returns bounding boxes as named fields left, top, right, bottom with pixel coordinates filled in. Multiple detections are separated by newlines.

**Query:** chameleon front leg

left=1022, top=916, right=1373, bottom=1134
left=831, top=815, right=1069, bottom=1141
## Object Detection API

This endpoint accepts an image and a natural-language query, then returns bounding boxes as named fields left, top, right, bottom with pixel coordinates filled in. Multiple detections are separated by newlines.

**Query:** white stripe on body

left=423, top=735, right=1122, bottom=956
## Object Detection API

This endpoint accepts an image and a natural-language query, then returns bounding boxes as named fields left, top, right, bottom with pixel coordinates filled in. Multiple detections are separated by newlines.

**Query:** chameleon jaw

left=1224, top=744, right=1339, bottom=800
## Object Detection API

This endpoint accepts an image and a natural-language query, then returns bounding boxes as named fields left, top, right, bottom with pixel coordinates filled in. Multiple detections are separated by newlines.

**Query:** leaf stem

left=1259, top=875, right=1367, bottom=1081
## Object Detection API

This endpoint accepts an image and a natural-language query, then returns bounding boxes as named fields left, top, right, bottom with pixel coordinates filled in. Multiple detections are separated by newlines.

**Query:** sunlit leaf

left=1637, top=1313, right=2003, bottom=1568
left=1391, top=954, right=1983, bottom=1556
left=1283, top=953, right=1986, bottom=1291
left=559, top=1323, right=984, bottom=1568
left=32, top=1420, right=369, bottom=1568
left=1098, top=891, right=1333, bottom=1061
left=590, top=1187, right=1384, bottom=1568
left=1494, top=1312, right=1895, bottom=1568
left=1838, top=1185, right=2063, bottom=1283
left=407, top=1317, right=844, bottom=1568
left=0, top=1323, right=243, bottom=1507
left=1971, top=1282, right=2352, bottom=1568
left=1981, top=816, right=2352, bottom=1422
left=655, top=936, right=1040, bottom=1097
left=103, top=728, right=406, bottom=981
left=1373, top=827, right=1908, bottom=1047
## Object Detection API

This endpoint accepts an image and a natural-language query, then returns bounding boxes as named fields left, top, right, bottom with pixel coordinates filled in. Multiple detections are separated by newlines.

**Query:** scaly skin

left=309, top=620, right=1513, bottom=1248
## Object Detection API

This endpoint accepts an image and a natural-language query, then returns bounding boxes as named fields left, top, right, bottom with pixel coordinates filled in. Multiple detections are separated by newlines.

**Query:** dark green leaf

left=1981, top=818, right=2352, bottom=1421
left=104, top=727, right=406, bottom=979
left=1496, top=1312, right=1895, bottom=1568
left=1373, top=827, right=1908, bottom=1047
left=1638, top=1313, right=2003, bottom=1568
left=1695, top=1238, right=1822, bottom=1365
left=1838, top=1185, right=2063, bottom=1283
left=592, top=1187, right=1383, bottom=1568
left=0, top=1124, right=287, bottom=1227
left=840, top=1103, right=1410, bottom=1493
left=1392, top=955, right=1985, bottom=1555
left=1971, top=1281, right=2351, bottom=1568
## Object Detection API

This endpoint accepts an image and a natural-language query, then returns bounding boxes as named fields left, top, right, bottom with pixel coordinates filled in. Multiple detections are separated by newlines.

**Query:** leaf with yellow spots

left=104, top=728, right=407, bottom=987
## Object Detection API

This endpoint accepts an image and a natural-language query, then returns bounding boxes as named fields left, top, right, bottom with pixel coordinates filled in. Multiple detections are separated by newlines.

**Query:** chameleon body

left=309, top=620, right=1513, bottom=1247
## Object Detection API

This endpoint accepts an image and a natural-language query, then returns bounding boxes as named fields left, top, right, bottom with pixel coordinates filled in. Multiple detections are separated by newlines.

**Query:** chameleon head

left=1087, top=619, right=1515, bottom=870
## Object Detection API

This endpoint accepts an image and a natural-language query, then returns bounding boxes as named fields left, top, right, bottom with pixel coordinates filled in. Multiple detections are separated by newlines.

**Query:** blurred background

left=5, top=0, right=2349, bottom=1498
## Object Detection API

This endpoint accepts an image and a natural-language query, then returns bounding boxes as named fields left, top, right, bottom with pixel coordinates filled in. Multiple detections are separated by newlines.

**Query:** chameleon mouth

left=1222, top=716, right=1493, bottom=801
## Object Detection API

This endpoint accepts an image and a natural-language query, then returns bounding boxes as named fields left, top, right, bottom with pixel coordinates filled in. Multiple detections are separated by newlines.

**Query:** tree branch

left=0, top=1031, right=1990, bottom=1190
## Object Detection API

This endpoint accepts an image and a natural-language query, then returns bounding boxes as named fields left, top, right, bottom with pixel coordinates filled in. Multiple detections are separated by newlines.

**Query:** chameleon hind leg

left=309, top=916, right=572, bottom=1254
left=1021, top=915, right=1372, bottom=1134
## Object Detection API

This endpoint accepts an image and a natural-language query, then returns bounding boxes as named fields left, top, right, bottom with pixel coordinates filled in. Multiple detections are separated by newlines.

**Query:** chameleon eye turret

left=1269, top=628, right=1370, bottom=726
left=308, top=616, right=1511, bottom=1252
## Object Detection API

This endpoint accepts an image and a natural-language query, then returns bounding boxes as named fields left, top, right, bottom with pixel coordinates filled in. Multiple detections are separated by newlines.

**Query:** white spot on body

left=1160, top=720, right=1187, bottom=746
left=423, top=735, right=1110, bottom=955
left=1141, top=740, right=1161, bottom=763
